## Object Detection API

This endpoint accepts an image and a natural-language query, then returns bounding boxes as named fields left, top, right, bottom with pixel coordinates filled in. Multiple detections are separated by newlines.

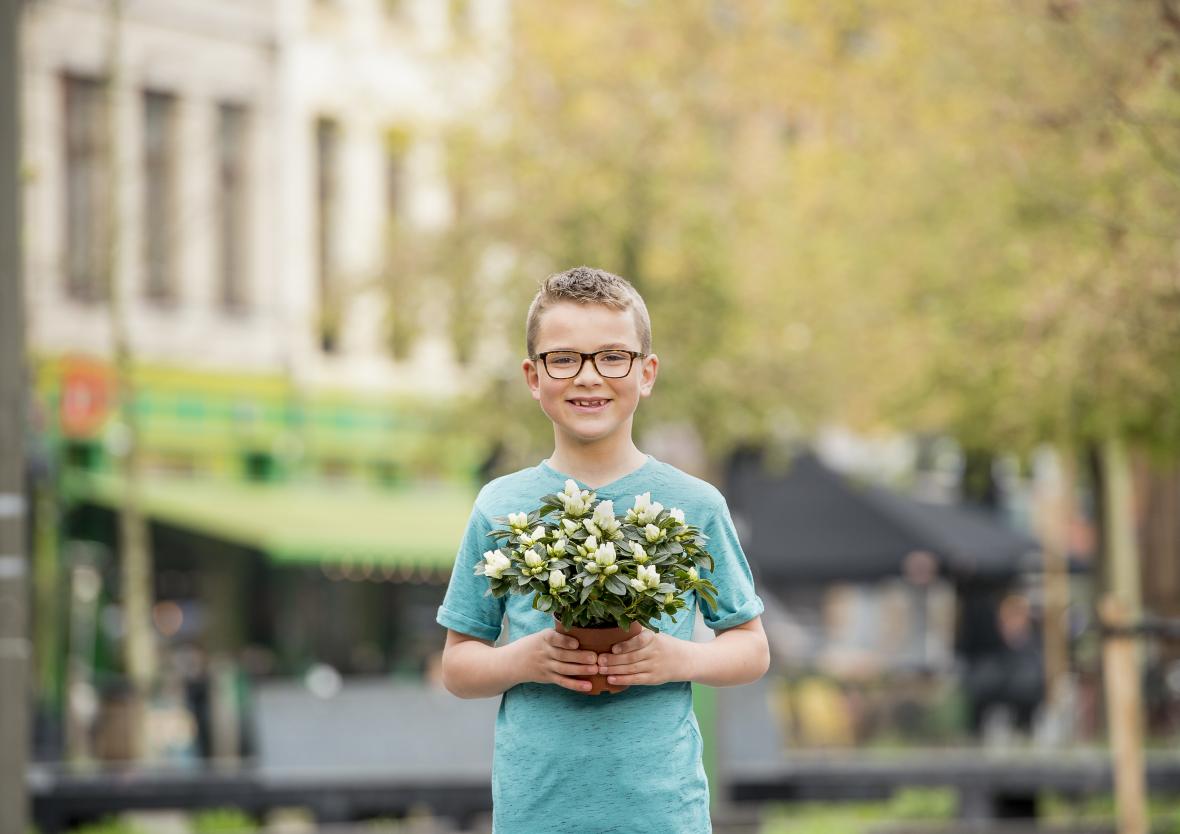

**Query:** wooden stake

left=1100, top=595, right=1148, bottom=834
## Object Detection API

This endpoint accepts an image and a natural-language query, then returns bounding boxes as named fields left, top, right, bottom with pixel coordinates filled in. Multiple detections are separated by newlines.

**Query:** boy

left=437, top=266, right=769, bottom=833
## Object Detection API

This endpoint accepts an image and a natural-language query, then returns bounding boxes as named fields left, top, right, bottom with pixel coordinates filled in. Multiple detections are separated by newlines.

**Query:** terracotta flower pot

left=554, top=617, right=643, bottom=695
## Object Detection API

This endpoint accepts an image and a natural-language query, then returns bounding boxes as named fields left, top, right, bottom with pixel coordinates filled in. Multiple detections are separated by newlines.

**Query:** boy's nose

left=573, top=358, right=605, bottom=383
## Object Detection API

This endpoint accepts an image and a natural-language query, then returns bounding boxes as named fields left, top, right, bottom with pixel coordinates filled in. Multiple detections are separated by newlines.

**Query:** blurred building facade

left=23, top=0, right=508, bottom=394
left=19, top=0, right=510, bottom=762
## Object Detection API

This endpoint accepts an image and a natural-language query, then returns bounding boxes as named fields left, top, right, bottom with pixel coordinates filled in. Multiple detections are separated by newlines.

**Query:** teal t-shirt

left=436, top=456, right=764, bottom=834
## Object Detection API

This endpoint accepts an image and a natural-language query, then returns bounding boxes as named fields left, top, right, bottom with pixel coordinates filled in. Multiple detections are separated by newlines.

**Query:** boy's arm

left=440, top=628, right=603, bottom=699
left=684, top=615, right=770, bottom=687
left=597, top=615, right=770, bottom=688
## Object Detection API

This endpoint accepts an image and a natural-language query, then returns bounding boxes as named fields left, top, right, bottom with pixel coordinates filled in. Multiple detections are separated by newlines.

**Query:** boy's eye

left=597, top=352, right=630, bottom=364
left=548, top=354, right=578, bottom=366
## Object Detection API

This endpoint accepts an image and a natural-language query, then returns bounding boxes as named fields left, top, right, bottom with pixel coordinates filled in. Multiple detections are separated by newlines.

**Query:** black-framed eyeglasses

left=532, top=349, right=646, bottom=379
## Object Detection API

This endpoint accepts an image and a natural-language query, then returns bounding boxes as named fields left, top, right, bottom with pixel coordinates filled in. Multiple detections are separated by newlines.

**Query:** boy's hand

left=512, top=629, right=601, bottom=693
left=597, top=630, right=694, bottom=687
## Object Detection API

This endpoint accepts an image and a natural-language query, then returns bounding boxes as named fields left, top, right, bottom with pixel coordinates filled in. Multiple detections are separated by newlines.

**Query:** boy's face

left=522, top=301, right=658, bottom=450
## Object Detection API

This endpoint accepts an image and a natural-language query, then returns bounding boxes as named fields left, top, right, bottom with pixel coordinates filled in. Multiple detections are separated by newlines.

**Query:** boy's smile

left=523, top=301, right=658, bottom=450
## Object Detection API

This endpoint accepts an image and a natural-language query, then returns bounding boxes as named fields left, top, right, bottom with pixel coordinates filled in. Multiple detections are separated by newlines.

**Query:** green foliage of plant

left=761, top=788, right=956, bottom=834
left=476, top=480, right=718, bottom=629
left=399, top=1, right=1180, bottom=468
left=1041, top=792, right=1180, bottom=834
left=68, top=818, right=143, bottom=834
left=191, top=808, right=259, bottom=834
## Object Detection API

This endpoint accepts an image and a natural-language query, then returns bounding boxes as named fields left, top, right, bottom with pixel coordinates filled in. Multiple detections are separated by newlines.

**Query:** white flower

left=627, top=492, right=664, bottom=525
left=594, top=542, right=617, bottom=567
left=637, top=564, right=661, bottom=589
left=558, top=479, right=594, bottom=517
left=561, top=518, right=580, bottom=535
left=524, top=550, right=545, bottom=569
left=630, top=543, right=648, bottom=563
left=592, top=500, right=621, bottom=538
left=669, top=508, right=685, bottom=525
left=519, top=525, right=547, bottom=547
left=548, top=569, right=567, bottom=590
left=629, top=578, right=646, bottom=592
left=583, top=518, right=602, bottom=538
left=576, top=534, right=598, bottom=559
left=481, top=549, right=511, bottom=579
left=507, top=512, right=529, bottom=531
left=547, top=537, right=568, bottom=557
left=687, top=567, right=699, bottom=581
left=644, top=523, right=665, bottom=543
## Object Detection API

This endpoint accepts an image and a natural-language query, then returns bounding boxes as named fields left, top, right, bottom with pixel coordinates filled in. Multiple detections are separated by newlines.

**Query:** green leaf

left=605, top=575, right=628, bottom=596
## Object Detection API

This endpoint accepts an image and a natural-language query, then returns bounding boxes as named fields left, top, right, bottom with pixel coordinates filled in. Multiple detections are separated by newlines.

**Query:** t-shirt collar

left=538, top=454, right=656, bottom=494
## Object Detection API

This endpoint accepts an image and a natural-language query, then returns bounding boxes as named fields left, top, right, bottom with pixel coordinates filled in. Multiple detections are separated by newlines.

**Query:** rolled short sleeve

left=436, top=506, right=506, bottom=641
left=699, top=494, right=764, bottom=631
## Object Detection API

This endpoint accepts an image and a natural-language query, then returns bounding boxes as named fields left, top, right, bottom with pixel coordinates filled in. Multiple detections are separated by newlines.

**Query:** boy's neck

left=546, top=438, right=649, bottom=489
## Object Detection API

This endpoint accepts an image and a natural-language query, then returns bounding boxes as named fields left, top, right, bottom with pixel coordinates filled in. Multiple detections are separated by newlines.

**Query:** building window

left=217, top=103, right=249, bottom=312
left=143, top=89, right=178, bottom=304
left=63, top=74, right=110, bottom=303
left=315, top=117, right=340, bottom=352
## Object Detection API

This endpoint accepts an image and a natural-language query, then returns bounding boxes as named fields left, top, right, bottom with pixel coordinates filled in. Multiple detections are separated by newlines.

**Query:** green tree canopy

left=409, top=0, right=1180, bottom=467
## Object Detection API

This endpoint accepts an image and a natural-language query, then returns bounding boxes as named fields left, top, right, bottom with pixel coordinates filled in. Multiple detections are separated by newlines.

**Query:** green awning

left=65, top=472, right=475, bottom=573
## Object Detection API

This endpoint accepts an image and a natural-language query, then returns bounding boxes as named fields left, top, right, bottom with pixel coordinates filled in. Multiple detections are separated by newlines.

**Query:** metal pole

left=0, top=0, right=31, bottom=831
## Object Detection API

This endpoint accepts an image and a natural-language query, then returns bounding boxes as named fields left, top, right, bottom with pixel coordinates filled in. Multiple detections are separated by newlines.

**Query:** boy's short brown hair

left=525, top=266, right=652, bottom=356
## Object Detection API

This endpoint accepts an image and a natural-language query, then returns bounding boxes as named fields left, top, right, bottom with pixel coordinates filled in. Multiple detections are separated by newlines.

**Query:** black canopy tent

left=724, top=450, right=1042, bottom=585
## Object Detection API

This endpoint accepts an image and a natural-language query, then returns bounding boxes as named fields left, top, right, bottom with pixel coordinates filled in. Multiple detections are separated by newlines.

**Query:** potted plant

left=475, top=480, right=719, bottom=694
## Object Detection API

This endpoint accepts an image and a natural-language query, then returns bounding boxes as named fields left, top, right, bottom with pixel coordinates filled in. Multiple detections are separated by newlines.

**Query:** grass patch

left=761, top=788, right=956, bottom=834
left=1041, top=793, right=1180, bottom=834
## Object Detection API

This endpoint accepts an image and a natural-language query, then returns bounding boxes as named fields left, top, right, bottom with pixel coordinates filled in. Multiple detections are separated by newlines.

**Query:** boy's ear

left=522, top=357, right=542, bottom=401
left=639, top=353, right=659, bottom=397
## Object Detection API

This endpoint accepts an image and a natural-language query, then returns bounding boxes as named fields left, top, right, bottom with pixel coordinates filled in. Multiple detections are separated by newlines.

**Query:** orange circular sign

left=59, top=357, right=113, bottom=437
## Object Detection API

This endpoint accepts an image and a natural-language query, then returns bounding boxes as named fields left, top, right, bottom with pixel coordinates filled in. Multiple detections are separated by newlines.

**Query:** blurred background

left=2, top=0, right=1180, bottom=832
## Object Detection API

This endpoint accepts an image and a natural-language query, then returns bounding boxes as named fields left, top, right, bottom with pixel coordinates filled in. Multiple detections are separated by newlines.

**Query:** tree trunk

left=105, top=0, right=156, bottom=759
left=1099, top=436, right=1146, bottom=834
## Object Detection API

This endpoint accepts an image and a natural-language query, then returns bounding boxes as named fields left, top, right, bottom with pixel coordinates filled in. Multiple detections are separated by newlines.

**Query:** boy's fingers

left=611, top=631, right=652, bottom=654
left=600, top=659, right=645, bottom=675
left=554, top=660, right=600, bottom=676
left=554, top=675, right=592, bottom=693
left=548, top=631, right=579, bottom=651
left=554, top=649, right=598, bottom=665
left=606, top=672, right=647, bottom=685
